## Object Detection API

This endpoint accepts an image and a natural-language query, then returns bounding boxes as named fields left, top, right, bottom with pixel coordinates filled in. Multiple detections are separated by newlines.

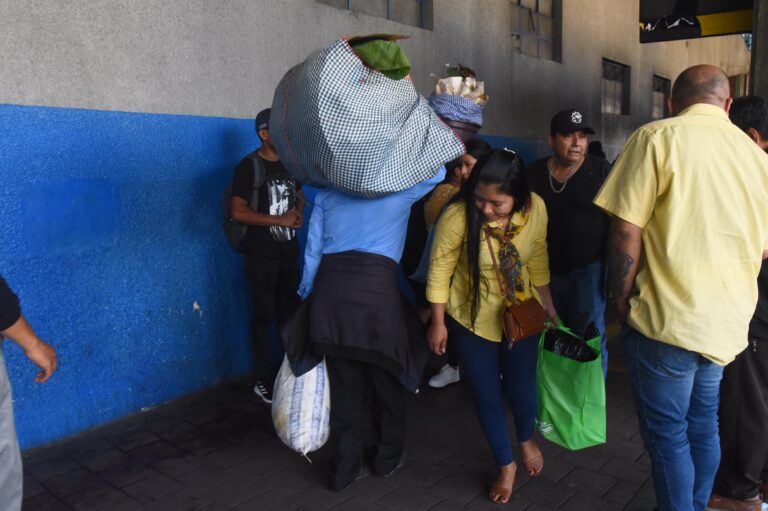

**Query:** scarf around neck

left=483, top=197, right=532, bottom=306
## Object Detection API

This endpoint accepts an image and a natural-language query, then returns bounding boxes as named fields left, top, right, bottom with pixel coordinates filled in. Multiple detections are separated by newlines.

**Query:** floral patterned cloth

left=483, top=198, right=532, bottom=306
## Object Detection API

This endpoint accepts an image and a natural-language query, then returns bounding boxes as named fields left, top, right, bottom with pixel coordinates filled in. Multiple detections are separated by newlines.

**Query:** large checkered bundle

left=270, top=39, right=465, bottom=198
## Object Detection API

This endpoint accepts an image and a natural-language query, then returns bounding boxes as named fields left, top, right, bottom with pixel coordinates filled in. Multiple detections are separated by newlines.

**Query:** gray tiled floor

left=20, top=348, right=657, bottom=510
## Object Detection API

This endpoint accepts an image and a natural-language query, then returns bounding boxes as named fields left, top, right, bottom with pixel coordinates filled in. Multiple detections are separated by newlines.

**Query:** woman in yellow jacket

left=426, top=149, right=558, bottom=504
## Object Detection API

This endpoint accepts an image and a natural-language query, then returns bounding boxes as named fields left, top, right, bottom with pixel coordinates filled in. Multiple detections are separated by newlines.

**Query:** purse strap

left=484, top=229, right=508, bottom=300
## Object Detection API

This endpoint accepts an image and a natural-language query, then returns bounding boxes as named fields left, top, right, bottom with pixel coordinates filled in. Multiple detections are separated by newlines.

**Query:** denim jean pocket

left=654, top=342, right=698, bottom=379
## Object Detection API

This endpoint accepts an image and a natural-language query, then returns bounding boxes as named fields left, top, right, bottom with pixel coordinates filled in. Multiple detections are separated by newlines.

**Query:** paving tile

left=233, top=489, right=302, bottom=510
left=559, top=467, right=618, bottom=498
left=557, top=448, right=611, bottom=471
left=154, top=420, right=208, bottom=445
left=195, top=473, right=270, bottom=508
left=465, top=492, right=533, bottom=510
left=70, top=447, right=135, bottom=473
left=25, top=455, right=82, bottom=481
left=63, top=484, right=142, bottom=511
left=200, top=444, right=256, bottom=468
left=561, top=491, right=624, bottom=511
left=105, top=426, right=162, bottom=451
left=23, top=473, right=47, bottom=499
left=636, top=477, right=657, bottom=502
left=42, top=468, right=105, bottom=498
left=331, top=496, right=386, bottom=511
left=140, top=487, right=217, bottom=511
left=97, top=459, right=159, bottom=488
left=129, top=440, right=187, bottom=466
left=121, top=470, right=184, bottom=505
left=179, top=434, right=233, bottom=456
left=514, top=477, right=576, bottom=509
left=623, top=494, right=658, bottom=510
left=21, top=492, right=70, bottom=511
left=602, top=480, right=641, bottom=506
left=424, top=473, right=486, bottom=507
left=599, top=457, right=650, bottom=485
left=382, top=460, right=452, bottom=489
left=199, top=503, right=236, bottom=511
left=535, top=454, right=575, bottom=484
left=596, top=437, right=647, bottom=463
left=288, top=480, right=359, bottom=510
left=377, top=483, right=446, bottom=511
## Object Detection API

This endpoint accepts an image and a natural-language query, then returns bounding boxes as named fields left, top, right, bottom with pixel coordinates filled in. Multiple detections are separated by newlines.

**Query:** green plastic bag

left=536, top=326, right=606, bottom=450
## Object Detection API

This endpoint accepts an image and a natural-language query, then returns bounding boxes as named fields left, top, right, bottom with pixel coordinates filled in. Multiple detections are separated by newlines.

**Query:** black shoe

left=331, top=464, right=369, bottom=491
left=253, top=379, right=273, bottom=404
left=381, top=452, right=407, bottom=478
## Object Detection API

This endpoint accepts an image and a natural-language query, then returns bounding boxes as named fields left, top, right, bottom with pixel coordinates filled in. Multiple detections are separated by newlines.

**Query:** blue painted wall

left=0, top=103, right=550, bottom=450
left=0, top=104, right=266, bottom=449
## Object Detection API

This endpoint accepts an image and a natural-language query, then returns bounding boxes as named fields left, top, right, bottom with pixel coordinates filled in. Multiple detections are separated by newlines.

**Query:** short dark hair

left=729, top=96, right=768, bottom=139
left=464, top=138, right=492, bottom=161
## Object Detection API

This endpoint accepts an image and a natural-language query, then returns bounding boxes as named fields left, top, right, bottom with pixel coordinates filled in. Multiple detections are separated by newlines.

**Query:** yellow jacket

left=427, top=193, right=550, bottom=342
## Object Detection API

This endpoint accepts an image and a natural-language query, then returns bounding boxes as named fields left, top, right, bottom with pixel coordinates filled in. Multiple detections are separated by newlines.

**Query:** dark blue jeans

left=448, top=316, right=538, bottom=466
left=550, top=259, right=608, bottom=376
left=622, top=326, right=724, bottom=511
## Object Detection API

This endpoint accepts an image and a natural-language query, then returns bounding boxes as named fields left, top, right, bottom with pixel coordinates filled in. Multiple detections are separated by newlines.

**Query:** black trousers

left=244, top=256, right=300, bottom=380
left=713, top=337, right=768, bottom=500
left=325, top=356, right=406, bottom=490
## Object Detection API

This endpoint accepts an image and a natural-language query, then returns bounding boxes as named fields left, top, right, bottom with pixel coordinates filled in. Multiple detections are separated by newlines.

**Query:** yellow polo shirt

left=594, top=103, right=768, bottom=365
left=426, top=194, right=550, bottom=342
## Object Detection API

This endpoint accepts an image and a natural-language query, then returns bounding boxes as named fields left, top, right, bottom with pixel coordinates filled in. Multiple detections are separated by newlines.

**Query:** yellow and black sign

left=640, top=0, right=753, bottom=43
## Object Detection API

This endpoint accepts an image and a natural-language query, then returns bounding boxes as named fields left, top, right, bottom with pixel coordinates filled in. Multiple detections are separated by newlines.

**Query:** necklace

left=547, top=157, right=580, bottom=194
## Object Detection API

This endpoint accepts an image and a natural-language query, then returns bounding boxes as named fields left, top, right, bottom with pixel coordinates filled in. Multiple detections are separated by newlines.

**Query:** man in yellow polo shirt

left=594, top=65, right=768, bottom=511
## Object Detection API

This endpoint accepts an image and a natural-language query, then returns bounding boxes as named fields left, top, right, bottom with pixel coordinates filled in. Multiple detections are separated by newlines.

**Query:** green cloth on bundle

left=350, top=38, right=411, bottom=80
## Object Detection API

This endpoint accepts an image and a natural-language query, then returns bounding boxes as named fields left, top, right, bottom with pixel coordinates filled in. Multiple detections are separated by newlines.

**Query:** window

left=602, top=59, right=631, bottom=115
left=652, top=75, right=670, bottom=119
left=510, top=0, right=561, bottom=62
left=316, top=0, right=432, bottom=30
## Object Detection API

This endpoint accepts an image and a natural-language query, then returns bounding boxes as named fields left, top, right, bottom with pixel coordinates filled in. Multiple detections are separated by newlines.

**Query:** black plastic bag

left=542, top=323, right=599, bottom=362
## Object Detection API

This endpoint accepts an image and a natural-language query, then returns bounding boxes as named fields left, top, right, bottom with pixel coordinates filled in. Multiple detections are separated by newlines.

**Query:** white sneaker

left=428, top=364, right=460, bottom=388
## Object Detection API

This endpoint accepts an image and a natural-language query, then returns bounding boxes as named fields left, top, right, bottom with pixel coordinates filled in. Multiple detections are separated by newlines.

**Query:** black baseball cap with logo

left=550, top=109, right=595, bottom=136
left=255, top=108, right=271, bottom=132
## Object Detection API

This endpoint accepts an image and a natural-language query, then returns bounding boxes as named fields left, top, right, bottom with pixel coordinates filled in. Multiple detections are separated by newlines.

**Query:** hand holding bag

left=484, top=233, right=548, bottom=345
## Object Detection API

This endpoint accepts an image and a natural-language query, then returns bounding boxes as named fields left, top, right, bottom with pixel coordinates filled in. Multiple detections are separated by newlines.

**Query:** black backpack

left=222, top=151, right=266, bottom=252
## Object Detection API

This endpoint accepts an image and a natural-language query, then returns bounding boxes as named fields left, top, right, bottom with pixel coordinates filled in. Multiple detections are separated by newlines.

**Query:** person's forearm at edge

left=533, top=284, right=559, bottom=324
left=606, top=217, right=642, bottom=321
left=2, top=315, right=57, bottom=383
left=427, top=303, right=448, bottom=355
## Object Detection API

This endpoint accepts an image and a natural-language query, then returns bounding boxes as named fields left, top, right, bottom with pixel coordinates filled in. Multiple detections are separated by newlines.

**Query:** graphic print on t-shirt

left=267, top=175, right=297, bottom=241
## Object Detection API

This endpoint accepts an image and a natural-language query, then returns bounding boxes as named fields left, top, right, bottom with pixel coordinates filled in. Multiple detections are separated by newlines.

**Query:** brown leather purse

left=485, top=234, right=548, bottom=346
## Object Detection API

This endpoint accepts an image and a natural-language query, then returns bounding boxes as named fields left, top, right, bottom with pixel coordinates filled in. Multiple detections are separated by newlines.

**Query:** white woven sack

left=271, top=38, right=465, bottom=198
left=271, top=355, right=331, bottom=458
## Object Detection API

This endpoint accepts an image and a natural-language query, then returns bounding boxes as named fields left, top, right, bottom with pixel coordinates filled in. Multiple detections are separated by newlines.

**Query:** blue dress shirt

left=298, top=168, right=446, bottom=299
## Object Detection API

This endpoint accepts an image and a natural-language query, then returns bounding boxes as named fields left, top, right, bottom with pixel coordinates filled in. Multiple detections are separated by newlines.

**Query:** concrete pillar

left=752, top=0, right=768, bottom=97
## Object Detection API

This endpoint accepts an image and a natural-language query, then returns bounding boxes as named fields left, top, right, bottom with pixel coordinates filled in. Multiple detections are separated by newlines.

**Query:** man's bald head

left=670, top=65, right=731, bottom=115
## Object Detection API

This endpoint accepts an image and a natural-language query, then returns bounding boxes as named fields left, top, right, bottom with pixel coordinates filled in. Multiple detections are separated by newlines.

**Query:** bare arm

left=763, top=249, right=768, bottom=260
left=533, top=284, right=559, bottom=324
left=606, top=217, right=643, bottom=321
left=230, top=196, right=302, bottom=228
left=2, top=315, right=57, bottom=383
left=426, top=303, right=448, bottom=355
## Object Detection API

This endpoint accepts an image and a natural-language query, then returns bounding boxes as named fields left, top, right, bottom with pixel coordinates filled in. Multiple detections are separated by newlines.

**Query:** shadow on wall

left=0, top=104, right=259, bottom=449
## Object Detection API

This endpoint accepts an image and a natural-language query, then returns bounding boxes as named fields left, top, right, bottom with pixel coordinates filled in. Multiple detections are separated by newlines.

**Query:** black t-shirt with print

left=231, top=154, right=301, bottom=260
left=526, top=155, right=611, bottom=275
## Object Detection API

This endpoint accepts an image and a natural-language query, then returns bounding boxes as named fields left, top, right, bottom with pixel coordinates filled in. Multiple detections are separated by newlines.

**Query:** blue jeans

left=550, top=259, right=608, bottom=376
left=622, top=326, right=724, bottom=511
left=448, top=316, right=538, bottom=466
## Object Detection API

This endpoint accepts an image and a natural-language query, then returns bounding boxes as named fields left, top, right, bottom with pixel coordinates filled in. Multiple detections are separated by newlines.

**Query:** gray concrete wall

left=0, top=0, right=750, bottom=159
